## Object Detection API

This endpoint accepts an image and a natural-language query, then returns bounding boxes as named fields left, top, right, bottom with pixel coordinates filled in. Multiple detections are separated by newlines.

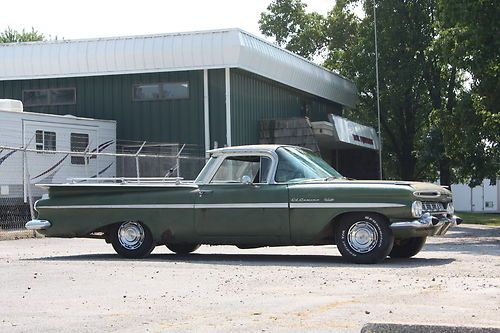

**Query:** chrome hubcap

left=347, top=221, right=379, bottom=253
left=118, top=222, right=145, bottom=250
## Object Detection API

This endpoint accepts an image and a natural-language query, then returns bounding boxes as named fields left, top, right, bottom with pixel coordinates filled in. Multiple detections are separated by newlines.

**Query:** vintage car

left=26, top=145, right=462, bottom=264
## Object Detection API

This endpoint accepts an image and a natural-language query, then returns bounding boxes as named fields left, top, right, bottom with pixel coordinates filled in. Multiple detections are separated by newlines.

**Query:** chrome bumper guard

left=25, top=219, right=52, bottom=230
left=390, top=213, right=462, bottom=237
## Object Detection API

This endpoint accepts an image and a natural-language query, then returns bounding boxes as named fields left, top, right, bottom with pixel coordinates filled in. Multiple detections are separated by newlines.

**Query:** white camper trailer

left=0, top=99, right=116, bottom=203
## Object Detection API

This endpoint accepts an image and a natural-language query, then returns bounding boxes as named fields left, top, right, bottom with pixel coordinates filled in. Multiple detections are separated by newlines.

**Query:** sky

left=0, top=0, right=336, bottom=41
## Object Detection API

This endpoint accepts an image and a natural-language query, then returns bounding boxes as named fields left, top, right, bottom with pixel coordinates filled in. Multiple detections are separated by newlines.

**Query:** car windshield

left=275, top=147, right=344, bottom=183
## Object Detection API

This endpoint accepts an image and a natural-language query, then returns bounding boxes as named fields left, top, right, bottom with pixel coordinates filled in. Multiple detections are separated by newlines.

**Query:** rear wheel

left=389, top=236, right=427, bottom=258
left=335, top=214, right=394, bottom=264
left=110, top=221, right=155, bottom=259
left=166, top=243, right=200, bottom=254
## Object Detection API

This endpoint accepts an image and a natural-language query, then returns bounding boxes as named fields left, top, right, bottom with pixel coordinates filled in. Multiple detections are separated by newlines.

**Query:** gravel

left=0, top=224, right=498, bottom=333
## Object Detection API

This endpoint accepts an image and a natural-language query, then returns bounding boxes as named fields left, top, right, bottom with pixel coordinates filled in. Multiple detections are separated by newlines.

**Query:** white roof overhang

left=312, top=114, right=380, bottom=150
left=0, top=29, right=358, bottom=107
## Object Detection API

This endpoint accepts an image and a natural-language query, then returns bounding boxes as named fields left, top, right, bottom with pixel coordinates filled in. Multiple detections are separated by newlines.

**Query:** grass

left=456, top=212, right=500, bottom=226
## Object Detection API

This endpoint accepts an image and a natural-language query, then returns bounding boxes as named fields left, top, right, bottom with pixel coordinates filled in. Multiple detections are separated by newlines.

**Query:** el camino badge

left=291, top=198, right=320, bottom=202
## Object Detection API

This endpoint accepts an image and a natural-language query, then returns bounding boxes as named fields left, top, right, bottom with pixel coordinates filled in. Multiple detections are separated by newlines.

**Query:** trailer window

left=23, top=88, right=76, bottom=106
left=35, top=130, right=56, bottom=152
left=133, top=82, right=189, bottom=101
left=71, top=133, right=89, bottom=165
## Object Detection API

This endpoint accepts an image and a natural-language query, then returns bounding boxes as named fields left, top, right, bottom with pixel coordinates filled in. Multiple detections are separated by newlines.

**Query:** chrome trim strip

left=40, top=204, right=195, bottom=209
left=390, top=221, right=433, bottom=229
left=290, top=203, right=406, bottom=209
left=25, top=220, right=51, bottom=230
left=37, top=183, right=199, bottom=188
left=38, top=203, right=289, bottom=209
left=413, top=191, right=440, bottom=198
left=39, top=202, right=404, bottom=209
left=195, top=203, right=288, bottom=209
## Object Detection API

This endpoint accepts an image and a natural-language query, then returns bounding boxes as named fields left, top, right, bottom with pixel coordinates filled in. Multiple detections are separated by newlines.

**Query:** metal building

left=0, top=28, right=379, bottom=178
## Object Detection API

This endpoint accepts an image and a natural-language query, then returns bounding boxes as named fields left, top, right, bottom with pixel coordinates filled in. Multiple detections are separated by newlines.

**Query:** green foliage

left=259, top=0, right=499, bottom=185
left=259, top=0, right=327, bottom=59
left=436, top=0, right=500, bottom=186
left=0, top=27, right=45, bottom=43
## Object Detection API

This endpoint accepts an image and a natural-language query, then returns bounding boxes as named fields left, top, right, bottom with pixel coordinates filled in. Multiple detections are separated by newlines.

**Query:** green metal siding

left=208, top=69, right=227, bottom=148
left=0, top=71, right=206, bottom=155
left=0, top=68, right=343, bottom=153
left=229, top=69, right=342, bottom=146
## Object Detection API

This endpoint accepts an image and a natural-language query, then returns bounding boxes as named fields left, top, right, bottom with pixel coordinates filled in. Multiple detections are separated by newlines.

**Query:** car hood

left=327, top=179, right=452, bottom=197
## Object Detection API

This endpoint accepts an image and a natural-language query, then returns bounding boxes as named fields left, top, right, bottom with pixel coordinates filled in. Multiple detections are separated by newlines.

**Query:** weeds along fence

left=0, top=140, right=206, bottom=231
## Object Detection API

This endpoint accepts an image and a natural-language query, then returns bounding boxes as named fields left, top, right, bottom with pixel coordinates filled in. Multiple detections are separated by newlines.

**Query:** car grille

left=422, top=201, right=446, bottom=213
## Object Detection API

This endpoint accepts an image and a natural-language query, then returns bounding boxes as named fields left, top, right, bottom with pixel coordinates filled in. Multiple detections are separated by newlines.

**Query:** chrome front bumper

left=25, top=219, right=52, bottom=230
left=390, top=213, right=462, bottom=238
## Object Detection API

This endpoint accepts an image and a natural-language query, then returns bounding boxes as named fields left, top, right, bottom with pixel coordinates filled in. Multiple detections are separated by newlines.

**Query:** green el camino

left=26, top=145, right=462, bottom=264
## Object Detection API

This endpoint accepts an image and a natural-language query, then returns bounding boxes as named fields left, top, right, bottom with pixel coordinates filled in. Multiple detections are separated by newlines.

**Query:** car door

left=194, top=155, right=290, bottom=245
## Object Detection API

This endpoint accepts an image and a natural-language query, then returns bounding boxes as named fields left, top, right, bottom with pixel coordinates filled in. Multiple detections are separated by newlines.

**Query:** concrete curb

left=362, top=323, right=500, bottom=333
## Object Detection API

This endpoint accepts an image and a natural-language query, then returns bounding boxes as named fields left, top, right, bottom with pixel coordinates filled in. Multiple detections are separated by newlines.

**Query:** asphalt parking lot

left=0, top=224, right=499, bottom=333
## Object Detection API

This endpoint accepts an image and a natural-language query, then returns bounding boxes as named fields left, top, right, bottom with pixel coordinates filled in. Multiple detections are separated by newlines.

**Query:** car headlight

left=412, top=201, right=423, bottom=218
left=447, top=202, right=455, bottom=215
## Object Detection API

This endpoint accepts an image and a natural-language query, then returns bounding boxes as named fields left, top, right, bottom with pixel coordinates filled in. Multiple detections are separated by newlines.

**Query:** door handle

left=198, top=189, right=213, bottom=197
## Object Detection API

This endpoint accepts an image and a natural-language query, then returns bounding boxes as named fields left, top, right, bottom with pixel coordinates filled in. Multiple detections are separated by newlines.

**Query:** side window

left=133, top=82, right=189, bottom=101
left=70, top=133, right=89, bottom=165
left=23, top=88, right=76, bottom=106
left=211, top=156, right=271, bottom=184
left=35, top=130, right=56, bottom=152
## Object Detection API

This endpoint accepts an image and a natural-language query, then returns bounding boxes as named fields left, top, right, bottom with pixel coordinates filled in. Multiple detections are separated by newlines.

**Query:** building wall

left=451, top=179, right=499, bottom=212
left=0, top=71, right=206, bottom=154
left=0, top=68, right=343, bottom=153
left=229, top=69, right=342, bottom=146
left=207, top=69, right=227, bottom=149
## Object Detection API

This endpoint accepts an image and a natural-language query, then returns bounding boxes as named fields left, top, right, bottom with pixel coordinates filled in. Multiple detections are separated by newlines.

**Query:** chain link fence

left=0, top=141, right=206, bottom=232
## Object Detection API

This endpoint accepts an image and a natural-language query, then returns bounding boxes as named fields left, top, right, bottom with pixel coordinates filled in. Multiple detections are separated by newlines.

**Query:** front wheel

left=335, top=214, right=394, bottom=264
left=166, top=243, right=200, bottom=254
left=110, top=221, right=155, bottom=259
left=389, top=236, right=427, bottom=258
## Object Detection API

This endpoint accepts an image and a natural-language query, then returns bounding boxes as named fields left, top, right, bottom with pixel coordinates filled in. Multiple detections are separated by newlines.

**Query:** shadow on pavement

left=24, top=252, right=455, bottom=268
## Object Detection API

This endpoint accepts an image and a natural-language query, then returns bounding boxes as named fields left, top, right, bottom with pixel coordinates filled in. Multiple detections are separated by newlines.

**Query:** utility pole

left=373, top=0, right=383, bottom=180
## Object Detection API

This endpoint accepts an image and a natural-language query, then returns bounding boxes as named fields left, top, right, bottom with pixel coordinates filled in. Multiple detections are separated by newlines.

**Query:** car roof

left=207, top=144, right=290, bottom=156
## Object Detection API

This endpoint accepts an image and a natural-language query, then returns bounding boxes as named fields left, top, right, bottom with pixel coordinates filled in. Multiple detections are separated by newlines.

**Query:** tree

left=436, top=0, right=500, bottom=185
left=259, top=0, right=498, bottom=185
left=259, top=0, right=326, bottom=59
left=0, top=27, right=44, bottom=43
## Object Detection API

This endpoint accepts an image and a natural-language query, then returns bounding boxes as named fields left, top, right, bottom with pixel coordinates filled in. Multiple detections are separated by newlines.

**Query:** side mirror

left=241, top=175, right=252, bottom=185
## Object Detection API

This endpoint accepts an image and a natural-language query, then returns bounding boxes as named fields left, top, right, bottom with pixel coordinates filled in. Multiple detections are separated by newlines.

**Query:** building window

left=23, top=88, right=76, bottom=106
left=35, top=130, right=56, bottom=152
left=70, top=133, right=89, bottom=165
left=133, top=82, right=189, bottom=101
left=25, top=90, right=49, bottom=107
